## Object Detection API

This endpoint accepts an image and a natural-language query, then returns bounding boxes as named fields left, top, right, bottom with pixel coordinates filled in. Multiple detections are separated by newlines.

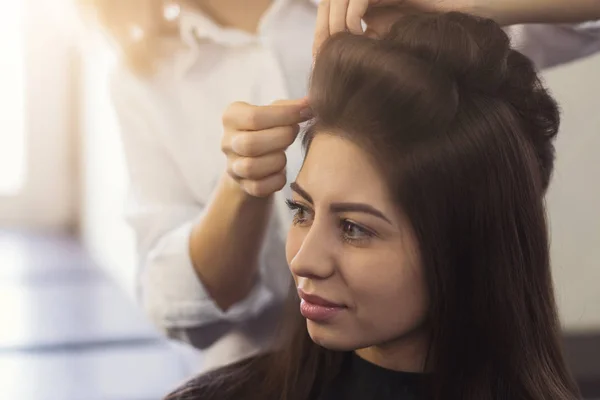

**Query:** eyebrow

left=290, top=182, right=313, bottom=203
left=290, top=182, right=393, bottom=225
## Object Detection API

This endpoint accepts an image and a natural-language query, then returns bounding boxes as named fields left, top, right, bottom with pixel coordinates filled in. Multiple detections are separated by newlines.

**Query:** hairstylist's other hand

left=313, top=0, right=472, bottom=55
left=221, top=98, right=312, bottom=198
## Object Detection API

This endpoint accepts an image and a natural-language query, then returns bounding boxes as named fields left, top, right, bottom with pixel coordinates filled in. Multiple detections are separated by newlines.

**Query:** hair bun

left=384, top=12, right=510, bottom=93
left=383, top=12, right=560, bottom=189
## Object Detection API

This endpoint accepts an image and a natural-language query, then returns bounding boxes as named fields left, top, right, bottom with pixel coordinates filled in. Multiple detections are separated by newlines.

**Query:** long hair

left=167, top=12, right=579, bottom=400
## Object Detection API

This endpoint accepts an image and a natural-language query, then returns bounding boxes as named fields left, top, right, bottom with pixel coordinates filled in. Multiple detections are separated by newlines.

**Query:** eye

left=340, top=219, right=375, bottom=246
left=286, top=199, right=312, bottom=226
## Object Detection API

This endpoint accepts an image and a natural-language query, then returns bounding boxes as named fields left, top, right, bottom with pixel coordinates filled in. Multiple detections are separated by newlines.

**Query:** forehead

left=297, top=134, right=392, bottom=204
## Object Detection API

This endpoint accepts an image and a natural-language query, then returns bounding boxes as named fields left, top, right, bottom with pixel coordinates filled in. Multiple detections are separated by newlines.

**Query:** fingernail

left=300, top=107, right=313, bottom=119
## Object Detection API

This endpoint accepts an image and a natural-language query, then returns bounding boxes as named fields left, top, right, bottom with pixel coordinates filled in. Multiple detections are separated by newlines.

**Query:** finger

left=230, top=125, right=300, bottom=157
left=231, top=152, right=287, bottom=180
left=240, top=171, right=287, bottom=198
left=271, top=97, right=309, bottom=106
left=363, top=5, right=405, bottom=37
left=346, top=0, right=369, bottom=34
left=313, top=0, right=331, bottom=57
left=330, top=0, right=350, bottom=35
left=223, top=100, right=311, bottom=131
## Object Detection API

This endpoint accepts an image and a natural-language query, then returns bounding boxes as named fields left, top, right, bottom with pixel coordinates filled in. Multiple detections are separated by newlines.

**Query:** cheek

left=346, top=250, right=428, bottom=329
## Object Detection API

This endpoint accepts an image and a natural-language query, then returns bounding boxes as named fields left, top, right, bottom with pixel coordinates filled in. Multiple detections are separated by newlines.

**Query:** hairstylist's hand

left=313, top=0, right=472, bottom=55
left=221, top=98, right=312, bottom=198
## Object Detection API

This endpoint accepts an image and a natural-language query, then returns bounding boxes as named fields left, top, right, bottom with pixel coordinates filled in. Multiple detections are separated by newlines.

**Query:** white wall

left=543, top=53, right=600, bottom=332
left=78, top=43, right=600, bottom=330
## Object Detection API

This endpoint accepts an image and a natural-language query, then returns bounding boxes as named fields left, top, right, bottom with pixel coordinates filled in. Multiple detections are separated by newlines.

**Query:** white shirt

left=512, top=21, right=600, bottom=69
left=110, top=0, right=316, bottom=369
left=109, top=0, right=600, bottom=370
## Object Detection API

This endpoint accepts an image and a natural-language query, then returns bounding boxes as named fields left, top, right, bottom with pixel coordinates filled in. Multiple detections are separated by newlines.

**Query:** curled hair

left=307, top=12, right=559, bottom=191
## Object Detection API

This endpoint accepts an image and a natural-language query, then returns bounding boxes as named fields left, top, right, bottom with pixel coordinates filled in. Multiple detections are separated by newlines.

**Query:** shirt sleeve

left=109, top=67, right=278, bottom=332
left=511, top=21, right=600, bottom=70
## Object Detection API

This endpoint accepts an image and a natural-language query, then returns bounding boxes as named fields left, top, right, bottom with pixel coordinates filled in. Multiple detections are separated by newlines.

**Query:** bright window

left=0, top=1, right=26, bottom=195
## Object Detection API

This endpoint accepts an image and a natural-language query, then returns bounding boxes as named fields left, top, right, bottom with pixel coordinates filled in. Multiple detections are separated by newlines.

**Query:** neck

left=354, top=329, right=430, bottom=373
left=191, top=0, right=274, bottom=34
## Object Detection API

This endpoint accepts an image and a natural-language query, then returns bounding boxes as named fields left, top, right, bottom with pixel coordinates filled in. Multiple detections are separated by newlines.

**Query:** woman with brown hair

left=165, top=11, right=580, bottom=400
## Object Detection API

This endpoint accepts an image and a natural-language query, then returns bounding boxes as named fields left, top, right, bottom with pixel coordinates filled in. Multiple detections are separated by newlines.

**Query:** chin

left=306, top=321, right=361, bottom=351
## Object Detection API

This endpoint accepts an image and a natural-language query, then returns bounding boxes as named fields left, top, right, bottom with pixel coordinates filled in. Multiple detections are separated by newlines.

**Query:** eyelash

left=285, top=199, right=375, bottom=246
left=285, top=199, right=310, bottom=226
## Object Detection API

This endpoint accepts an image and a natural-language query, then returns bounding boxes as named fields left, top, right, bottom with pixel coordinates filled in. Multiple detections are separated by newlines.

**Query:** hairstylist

left=80, top=0, right=318, bottom=372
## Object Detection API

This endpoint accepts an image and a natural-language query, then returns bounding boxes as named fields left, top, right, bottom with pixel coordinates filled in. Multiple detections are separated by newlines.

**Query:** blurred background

left=0, top=1, right=598, bottom=399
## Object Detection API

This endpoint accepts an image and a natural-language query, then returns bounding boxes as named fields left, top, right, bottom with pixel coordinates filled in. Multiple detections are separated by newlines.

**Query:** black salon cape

left=318, top=352, right=423, bottom=400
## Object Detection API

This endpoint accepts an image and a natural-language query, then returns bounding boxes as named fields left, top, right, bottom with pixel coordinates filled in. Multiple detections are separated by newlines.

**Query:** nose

left=288, top=221, right=336, bottom=281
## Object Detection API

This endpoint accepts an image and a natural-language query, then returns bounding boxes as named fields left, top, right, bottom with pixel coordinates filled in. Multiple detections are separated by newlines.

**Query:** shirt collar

left=179, top=0, right=318, bottom=48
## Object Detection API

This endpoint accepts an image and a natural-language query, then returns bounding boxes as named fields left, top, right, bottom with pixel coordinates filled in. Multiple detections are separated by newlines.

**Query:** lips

left=297, top=289, right=344, bottom=308
left=297, top=288, right=346, bottom=322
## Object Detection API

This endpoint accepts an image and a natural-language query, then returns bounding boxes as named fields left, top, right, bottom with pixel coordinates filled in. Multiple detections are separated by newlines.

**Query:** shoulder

left=164, top=354, right=270, bottom=400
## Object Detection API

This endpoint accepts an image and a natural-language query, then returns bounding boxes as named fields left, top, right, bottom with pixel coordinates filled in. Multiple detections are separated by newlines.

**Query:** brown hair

left=166, top=12, right=579, bottom=400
